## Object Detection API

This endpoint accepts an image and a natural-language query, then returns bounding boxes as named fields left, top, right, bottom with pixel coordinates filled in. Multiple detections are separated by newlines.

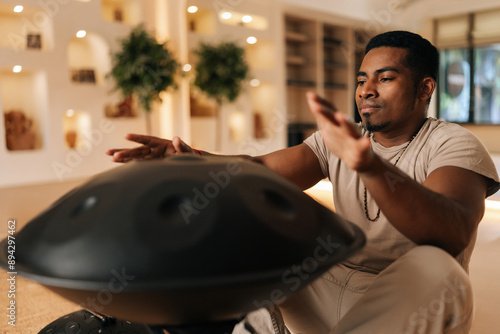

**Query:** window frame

left=436, top=12, right=500, bottom=125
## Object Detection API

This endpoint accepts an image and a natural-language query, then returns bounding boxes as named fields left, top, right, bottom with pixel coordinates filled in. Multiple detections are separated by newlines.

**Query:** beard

left=361, top=116, right=390, bottom=132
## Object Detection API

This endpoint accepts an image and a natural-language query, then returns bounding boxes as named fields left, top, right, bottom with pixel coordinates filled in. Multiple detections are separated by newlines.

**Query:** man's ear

left=419, top=77, right=436, bottom=101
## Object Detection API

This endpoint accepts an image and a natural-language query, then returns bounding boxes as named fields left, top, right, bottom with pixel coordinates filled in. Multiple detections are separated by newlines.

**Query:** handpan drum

left=0, top=155, right=365, bottom=328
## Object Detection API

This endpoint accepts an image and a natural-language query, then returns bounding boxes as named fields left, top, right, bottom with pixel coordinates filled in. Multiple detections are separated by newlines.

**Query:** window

left=436, top=10, right=500, bottom=124
left=439, top=48, right=470, bottom=123
left=474, top=45, right=500, bottom=124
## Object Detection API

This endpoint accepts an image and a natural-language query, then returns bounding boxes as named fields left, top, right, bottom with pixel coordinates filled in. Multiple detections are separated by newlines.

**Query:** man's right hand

left=105, top=134, right=197, bottom=163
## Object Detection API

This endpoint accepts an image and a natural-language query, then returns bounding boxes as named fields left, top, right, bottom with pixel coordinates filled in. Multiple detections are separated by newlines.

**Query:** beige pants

left=238, top=246, right=474, bottom=334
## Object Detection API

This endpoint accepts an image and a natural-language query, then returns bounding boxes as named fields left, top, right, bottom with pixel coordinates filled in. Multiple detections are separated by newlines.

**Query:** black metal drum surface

left=0, top=155, right=365, bottom=325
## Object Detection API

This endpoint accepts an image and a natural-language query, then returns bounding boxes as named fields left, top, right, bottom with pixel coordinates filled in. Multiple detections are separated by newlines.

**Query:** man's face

left=355, top=47, right=419, bottom=133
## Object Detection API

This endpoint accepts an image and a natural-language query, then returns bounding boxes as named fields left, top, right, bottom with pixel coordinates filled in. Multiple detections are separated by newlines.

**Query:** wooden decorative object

left=4, top=110, right=37, bottom=150
left=27, top=33, right=42, bottom=49
left=189, top=94, right=217, bottom=117
left=114, top=8, right=123, bottom=22
left=65, top=130, right=77, bottom=148
left=253, top=112, right=266, bottom=139
left=104, top=96, right=136, bottom=118
left=70, top=69, right=96, bottom=83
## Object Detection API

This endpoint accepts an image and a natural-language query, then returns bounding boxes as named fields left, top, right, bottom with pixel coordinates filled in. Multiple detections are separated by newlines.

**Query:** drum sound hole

left=262, top=189, right=294, bottom=217
left=71, top=196, right=98, bottom=218
left=158, top=196, right=192, bottom=225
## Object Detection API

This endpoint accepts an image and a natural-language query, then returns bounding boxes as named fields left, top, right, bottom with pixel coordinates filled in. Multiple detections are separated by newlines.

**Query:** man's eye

left=381, top=77, right=394, bottom=82
left=357, top=80, right=365, bottom=86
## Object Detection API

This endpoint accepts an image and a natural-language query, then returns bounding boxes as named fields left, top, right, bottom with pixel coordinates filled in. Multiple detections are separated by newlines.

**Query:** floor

left=468, top=218, right=500, bottom=333
left=0, top=178, right=499, bottom=333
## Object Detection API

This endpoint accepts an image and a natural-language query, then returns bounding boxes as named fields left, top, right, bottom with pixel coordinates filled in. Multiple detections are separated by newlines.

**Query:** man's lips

left=359, top=103, right=381, bottom=110
left=359, top=104, right=381, bottom=114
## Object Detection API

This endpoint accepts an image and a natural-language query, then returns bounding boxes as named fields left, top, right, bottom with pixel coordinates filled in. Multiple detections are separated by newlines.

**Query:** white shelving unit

left=283, top=10, right=356, bottom=146
left=0, top=0, right=152, bottom=187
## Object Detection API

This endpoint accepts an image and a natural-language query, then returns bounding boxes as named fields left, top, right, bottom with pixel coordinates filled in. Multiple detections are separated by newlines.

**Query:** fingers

left=307, top=92, right=361, bottom=139
left=172, top=136, right=192, bottom=153
left=306, top=91, right=338, bottom=112
left=110, top=146, right=151, bottom=162
left=108, top=133, right=190, bottom=163
left=105, top=149, right=122, bottom=156
left=124, top=133, right=160, bottom=146
left=334, top=112, right=362, bottom=139
left=359, top=136, right=372, bottom=151
left=307, top=92, right=338, bottom=125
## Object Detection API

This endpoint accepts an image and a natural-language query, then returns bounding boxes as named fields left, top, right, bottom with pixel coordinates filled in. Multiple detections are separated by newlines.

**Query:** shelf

left=63, top=110, right=91, bottom=150
left=287, top=80, right=316, bottom=87
left=1, top=68, right=48, bottom=151
left=67, top=33, right=112, bottom=86
left=285, top=31, right=308, bottom=42
left=284, top=17, right=356, bottom=146
left=0, top=4, right=53, bottom=51
left=324, top=60, right=347, bottom=69
left=323, top=37, right=344, bottom=46
left=284, top=14, right=318, bottom=146
left=102, top=0, right=142, bottom=25
left=286, top=55, right=307, bottom=66
left=324, top=82, right=348, bottom=90
left=186, top=7, right=216, bottom=35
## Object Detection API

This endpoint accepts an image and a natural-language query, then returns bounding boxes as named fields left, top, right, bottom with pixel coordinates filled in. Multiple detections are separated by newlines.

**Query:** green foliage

left=193, top=41, right=249, bottom=104
left=110, top=25, right=180, bottom=112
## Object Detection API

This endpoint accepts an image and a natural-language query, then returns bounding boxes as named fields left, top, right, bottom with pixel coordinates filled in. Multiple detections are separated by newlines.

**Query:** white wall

left=277, top=0, right=372, bottom=22
left=0, top=0, right=153, bottom=188
left=363, top=0, right=500, bottom=33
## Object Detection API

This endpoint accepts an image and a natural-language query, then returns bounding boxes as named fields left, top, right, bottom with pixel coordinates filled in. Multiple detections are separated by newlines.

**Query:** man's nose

left=358, top=80, right=378, bottom=99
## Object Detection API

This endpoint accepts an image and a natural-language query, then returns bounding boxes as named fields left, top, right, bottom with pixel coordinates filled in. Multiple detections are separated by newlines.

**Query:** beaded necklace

left=363, top=133, right=417, bottom=222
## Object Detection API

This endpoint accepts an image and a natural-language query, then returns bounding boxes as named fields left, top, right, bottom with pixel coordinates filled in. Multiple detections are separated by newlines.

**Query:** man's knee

left=336, top=246, right=474, bottom=333
left=394, top=246, right=473, bottom=314
left=391, top=246, right=474, bottom=332
left=377, top=245, right=473, bottom=316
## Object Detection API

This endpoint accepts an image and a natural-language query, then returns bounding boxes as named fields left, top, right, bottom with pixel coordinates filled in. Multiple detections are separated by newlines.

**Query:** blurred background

left=0, top=0, right=499, bottom=333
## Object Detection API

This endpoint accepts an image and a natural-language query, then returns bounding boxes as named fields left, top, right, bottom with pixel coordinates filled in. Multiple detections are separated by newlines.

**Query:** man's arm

left=106, top=134, right=325, bottom=190
left=360, top=158, right=487, bottom=256
left=250, top=143, right=326, bottom=190
left=307, top=92, right=489, bottom=256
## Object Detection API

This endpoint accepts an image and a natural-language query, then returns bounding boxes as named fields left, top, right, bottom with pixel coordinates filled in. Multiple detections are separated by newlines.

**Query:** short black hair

left=365, top=31, right=439, bottom=85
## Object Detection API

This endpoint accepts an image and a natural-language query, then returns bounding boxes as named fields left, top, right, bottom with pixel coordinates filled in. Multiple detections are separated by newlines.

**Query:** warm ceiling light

left=250, top=79, right=261, bottom=87
left=182, top=64, right=192, bottom=72
left=13, top=5, right=23, bottom=13
left=66, top=109, right=75, bottom=117
left=246, top=36, right=257, bottom=44
left=12, top=65, right=22, bottom=73
left=242, top=15, right=253, bottom=23
left=187, top=6, right=198, bottom=13
left=76, top=30, right=87, bottom=38
left=221, top=12, right=232, bottom=19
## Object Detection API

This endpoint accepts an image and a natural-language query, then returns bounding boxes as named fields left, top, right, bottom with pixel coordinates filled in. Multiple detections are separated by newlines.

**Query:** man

left=107, top=31, right=500, bottom=333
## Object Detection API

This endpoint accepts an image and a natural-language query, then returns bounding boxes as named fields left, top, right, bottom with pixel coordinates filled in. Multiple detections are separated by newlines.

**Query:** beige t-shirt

left=304, top=117, right=500, bottom=273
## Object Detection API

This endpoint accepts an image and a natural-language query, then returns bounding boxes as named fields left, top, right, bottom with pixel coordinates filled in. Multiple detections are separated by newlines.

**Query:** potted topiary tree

left=193, top=41, right=249, bottom=150
left=109, top=25, right=180, bottom=134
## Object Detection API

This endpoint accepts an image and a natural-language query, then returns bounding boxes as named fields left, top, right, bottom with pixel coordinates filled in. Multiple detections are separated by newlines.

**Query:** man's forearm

left=359, top=155, right=485, bottom=256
